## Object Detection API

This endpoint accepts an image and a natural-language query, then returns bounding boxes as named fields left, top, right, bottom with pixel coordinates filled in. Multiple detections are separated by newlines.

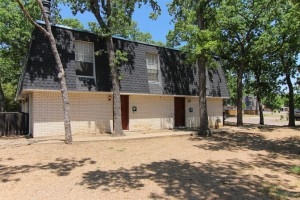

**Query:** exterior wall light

left=132, top=106, right=137, bottom=112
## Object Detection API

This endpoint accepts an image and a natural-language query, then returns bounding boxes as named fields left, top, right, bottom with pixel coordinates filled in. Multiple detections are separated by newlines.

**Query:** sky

left=59, top=0, right=173, bottom=43
left=59, top=1, right=299, bottom=66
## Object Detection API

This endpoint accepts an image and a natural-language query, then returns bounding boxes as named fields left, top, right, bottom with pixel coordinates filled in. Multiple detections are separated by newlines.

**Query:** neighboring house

left=243, top=95, right=259, bottom=115
left=280, top=107, right=289, bottom=112
left=225, top=95, right=259, bottom=116
left=16, top=22, right=229, bottom=137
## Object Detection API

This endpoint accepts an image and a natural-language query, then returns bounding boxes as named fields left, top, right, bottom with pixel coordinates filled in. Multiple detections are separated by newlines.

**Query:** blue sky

left=59, top=1, right=299, bottom=67
left=59, top=0, right=173, bottom=43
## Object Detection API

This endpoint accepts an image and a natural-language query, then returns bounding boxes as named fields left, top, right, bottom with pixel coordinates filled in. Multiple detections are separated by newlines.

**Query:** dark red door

left=121, top=95, right=129, bottom=130
left=174, top=97, right=185, bottom=127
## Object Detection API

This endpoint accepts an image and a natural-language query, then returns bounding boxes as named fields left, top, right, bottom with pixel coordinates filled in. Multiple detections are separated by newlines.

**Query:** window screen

left=75, top=41, right=94, bottom=77
left=146, top=53, right=159, bottom=82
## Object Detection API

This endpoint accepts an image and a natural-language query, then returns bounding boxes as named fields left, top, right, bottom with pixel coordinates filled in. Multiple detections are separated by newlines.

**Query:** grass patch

left=291, top=166, right=300, bottom=175
left=261, top=182, right=289, bottom=200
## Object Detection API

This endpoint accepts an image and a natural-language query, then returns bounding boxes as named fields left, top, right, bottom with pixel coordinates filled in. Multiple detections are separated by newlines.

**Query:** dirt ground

left=226, top=112, right=300, bottom=126
left=0, top=125, right=299, bottom=200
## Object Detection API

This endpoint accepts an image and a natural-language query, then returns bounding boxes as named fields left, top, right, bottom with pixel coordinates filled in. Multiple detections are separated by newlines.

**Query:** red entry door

left=174, top=97, right=185, bottom=127
left=121, top=95, right=129, bottom=130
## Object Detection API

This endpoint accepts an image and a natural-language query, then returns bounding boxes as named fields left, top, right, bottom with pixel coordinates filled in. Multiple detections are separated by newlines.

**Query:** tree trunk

left=286, top=71, right=295, bottom=126
left=106, top=37, right=124, bottom=136
left=16, top=0, right=72, bottom=144
left=47, top=33, right=73, bottom=144
left=257, top=95, right=264, bottom=125
left=0, top=82, right=6, bottom=112
left=236, top=63, right=244, bottom=126
left=255, top=72, right=264, bottom=125
left=281, top=54, right=295, bottom=127
left=198, top=58, right=211, bottom=136
left=197, top=13, right=210, bottom=136
left=42, top=1, right=72, bottom=144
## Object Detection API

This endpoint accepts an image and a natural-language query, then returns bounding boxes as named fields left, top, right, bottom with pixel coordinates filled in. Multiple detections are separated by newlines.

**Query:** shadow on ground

left=224, top=121, right=300, bottom=132
left=77, top=130, right=300, bottom=199
left=194, top=131, right=300, bottom=158
left=79, top=158, right=292, bottom=199
left=0, top=157, right=96, bottom=183
left=1, top=130, right=299, bottom=199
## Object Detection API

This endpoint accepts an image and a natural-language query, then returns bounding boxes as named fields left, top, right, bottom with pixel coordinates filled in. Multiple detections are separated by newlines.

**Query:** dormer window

left=146, top=53, right=160, bottom=83
left=75, top=41, right=94, bottom=77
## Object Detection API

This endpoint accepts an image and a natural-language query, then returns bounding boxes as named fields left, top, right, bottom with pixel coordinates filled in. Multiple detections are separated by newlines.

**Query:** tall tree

left=63, top=0, right=160, bottom=136
left=0, top=0, right=39, bottom=111
left=244, top=55, right=280, bottom=125
left=16, top=0, right=73, bottom=144
left=273, top=0, right=300, bottom=126
left=262, top=94, right=283, bottom=113
left=217, top=0, right=275, bottom=126
left=0, top=0, right=79, bottom=112
left=223, top=0, right=299, bottom=126
left=167, top=0, right=221, bottom=136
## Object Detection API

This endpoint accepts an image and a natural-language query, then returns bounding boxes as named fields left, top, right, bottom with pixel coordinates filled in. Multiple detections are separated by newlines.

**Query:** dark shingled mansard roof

left=17, top=22, right=229, bottom=98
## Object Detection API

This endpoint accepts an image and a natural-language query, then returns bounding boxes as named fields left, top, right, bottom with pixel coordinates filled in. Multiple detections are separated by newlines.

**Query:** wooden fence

left=0, top=112, right=29, bottom=136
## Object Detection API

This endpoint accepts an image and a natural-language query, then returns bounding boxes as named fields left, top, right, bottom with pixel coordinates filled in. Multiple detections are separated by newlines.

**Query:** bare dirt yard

left=1, top=125, right=299, bottom=200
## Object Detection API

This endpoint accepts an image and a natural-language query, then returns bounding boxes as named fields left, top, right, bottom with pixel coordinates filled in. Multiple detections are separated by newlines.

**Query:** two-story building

left=16, top=23, right=229, bottom=137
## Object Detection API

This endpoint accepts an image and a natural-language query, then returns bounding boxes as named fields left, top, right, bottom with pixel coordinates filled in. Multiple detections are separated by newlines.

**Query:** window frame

left=146, top=52, right=160, bottom=84
left=74, top=40, right=95, bottom=79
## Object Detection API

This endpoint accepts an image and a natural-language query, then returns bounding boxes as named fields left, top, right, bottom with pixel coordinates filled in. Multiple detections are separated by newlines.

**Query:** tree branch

left=90, top=0, right=108, bottom=32
left=36, top=0, right=52, bottom=34
left=106, top=0, right=112, bottom=28
left=15, top=0, right=49, bottom=37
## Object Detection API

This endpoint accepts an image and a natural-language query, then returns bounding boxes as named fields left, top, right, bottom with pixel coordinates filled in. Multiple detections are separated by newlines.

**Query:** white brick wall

left=30, top=91, right=224, bottom=137
left=185, top=97, right=200, bottom=128
left=128, top=96, right=223, bottom=130
left=69, top=93, right=113, bottom=134
left=129, top=95, right=174, bottom=130
left=186, top=97, right=224, bottom=128
left=32, top=92, right=64, bottom=136
left=207, top=97, right=224, bottom=128
left=31, top=91, right=112, bottom=137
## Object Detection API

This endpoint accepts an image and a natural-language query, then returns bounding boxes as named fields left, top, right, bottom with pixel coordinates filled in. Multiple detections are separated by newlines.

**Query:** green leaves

left=56, top=18, right=84, bottom=29
left=62, top=0, right=161, bottom=38
left=0, top=0, right=41, bottom=111
left=114, top=20, right=158, bottom=44
left=114, top=50, right=128, bottom=66
left=217, top=0, right=299, bottom=119
left=1, top=0, right=37, bottom=53
left=167, top=0, right=221, bottom=63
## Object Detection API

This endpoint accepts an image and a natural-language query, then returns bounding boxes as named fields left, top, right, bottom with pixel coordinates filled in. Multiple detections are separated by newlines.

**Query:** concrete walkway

left=0, top=129, right=199, bottom=146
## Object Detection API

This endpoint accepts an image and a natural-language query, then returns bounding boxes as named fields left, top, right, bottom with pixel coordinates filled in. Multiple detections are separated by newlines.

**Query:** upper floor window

left=75, top=41, right=94, bottom=77
left=146, top=53, right=159, bottom=82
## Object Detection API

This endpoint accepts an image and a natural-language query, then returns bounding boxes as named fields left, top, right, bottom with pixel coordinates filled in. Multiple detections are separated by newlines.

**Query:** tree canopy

left=167, top=0, right=222, bottom=135
left=0, top=0, right=40, bottom=111
left=16, top=0, right=75, bottom=143
left=62, top=0, right=161, bottom=135
left=0, top=0, right=84, bottom=112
